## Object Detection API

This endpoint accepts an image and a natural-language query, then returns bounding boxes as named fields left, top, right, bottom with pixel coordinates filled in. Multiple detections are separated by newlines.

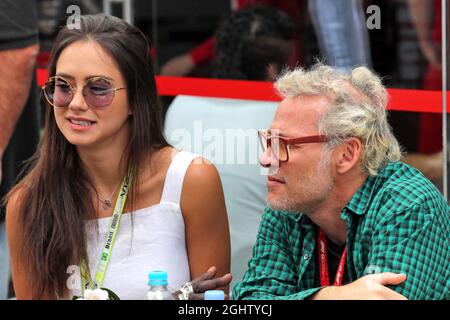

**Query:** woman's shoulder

left=181, top=154, right=224, bottom=208
left=141, top=146, right=222, bottom=192
left=184, top=156, right=220, bottom=184
left=5, top=184, right=27, bottom=220
left=136, top=147, right=223, bottom=211
left=146, top=146, right=216, bottom=179
left=5, top=184, right=29, bottom=247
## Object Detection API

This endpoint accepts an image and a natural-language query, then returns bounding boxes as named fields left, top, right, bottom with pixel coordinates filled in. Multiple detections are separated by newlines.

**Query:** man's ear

left=335, top=138, right=363, bottom=174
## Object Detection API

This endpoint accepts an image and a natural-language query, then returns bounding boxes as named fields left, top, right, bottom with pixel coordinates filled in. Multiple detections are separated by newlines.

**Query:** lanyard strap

left=317, top=228, right=347, bottom=287
left=81, top=171, right=132, bottom=293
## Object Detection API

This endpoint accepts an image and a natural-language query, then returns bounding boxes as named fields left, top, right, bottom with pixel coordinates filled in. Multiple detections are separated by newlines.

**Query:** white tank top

left=69, top=151, right=200, bottom=300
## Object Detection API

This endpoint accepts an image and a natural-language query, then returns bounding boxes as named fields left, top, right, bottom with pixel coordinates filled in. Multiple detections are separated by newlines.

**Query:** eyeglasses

left=258, top=129, right=329, bottom=163
left=42, top=76, right=126, bottom=108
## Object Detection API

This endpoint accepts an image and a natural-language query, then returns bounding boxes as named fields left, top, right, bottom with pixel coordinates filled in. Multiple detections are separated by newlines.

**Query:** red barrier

left=37, top=69, right=448, bottom=113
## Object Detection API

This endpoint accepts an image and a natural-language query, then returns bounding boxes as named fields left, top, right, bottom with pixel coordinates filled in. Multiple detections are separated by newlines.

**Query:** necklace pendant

left=102, top=200, right=112, bottom=210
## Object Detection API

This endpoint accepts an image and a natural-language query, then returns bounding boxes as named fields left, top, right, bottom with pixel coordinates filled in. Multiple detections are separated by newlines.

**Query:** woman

left=5, top=14, right=231, bottom=300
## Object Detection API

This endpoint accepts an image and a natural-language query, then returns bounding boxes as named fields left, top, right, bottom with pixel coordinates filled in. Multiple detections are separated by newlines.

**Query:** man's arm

left=233, top=208, right=325, bottom=300
left=0, top=44, right=39, bottom=181
left=364, top=202, right=450, bottom=299
left=234, top=208, right=407, bottom=300
left=313, top=199, right=449, bottom=300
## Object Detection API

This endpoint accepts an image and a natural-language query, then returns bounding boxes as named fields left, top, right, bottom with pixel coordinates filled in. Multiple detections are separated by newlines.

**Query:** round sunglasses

left=42, top=75, right=126, bottom=108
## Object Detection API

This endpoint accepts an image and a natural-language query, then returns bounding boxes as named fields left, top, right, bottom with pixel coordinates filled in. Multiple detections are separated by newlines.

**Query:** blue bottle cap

left=204, top=290, right=225, bottom=300
left=148, top=270, right=168, bottom=286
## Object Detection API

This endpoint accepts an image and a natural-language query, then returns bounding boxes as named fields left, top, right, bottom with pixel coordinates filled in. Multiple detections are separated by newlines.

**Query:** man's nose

left=259, top=147, right=279, bottom=168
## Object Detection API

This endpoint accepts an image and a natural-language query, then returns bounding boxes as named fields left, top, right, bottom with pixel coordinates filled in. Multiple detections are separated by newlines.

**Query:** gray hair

left=274, top=63, right=401, bottom=176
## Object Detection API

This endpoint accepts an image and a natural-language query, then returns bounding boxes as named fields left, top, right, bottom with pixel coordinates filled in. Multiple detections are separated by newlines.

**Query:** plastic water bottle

left=204, top=290, right=225, bottom=300
left=144, top=270, right=175, bottom=300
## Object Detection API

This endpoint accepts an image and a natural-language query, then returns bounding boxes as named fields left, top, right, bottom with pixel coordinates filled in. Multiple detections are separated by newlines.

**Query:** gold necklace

left=97, top=181, right=122, bottom=210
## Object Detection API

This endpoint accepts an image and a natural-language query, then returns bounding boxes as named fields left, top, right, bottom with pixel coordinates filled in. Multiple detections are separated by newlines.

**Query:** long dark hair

left=211, top=5, right=294, bottom=80
left=7, top=14, right=169, bottom=299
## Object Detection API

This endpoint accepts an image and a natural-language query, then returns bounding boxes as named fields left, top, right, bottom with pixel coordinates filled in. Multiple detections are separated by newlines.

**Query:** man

left=233, top=63, right=450, bottom=300
left=0, top=0, right=40, bottom=299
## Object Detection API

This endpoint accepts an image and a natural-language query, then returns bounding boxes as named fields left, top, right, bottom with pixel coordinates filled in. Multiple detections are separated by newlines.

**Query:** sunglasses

left=42, top=76, right=126, bottom=108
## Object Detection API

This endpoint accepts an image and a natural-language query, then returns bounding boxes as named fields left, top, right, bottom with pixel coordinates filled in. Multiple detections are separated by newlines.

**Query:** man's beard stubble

left=267, top=149, right=333, bottom=214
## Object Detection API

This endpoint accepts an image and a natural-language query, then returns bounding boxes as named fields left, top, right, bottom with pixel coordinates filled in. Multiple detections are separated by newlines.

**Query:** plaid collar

left=344, top=173, right=378, bottom=216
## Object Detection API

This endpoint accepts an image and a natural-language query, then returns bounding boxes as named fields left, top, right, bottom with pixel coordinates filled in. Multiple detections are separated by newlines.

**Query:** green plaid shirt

left=233, top=162, right=450, bottom=300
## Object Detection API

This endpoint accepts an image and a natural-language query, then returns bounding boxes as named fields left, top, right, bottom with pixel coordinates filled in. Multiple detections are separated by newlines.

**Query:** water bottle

left=204, top=290, right=225, bottom=300
left=144, top=270, right=175, bottom=300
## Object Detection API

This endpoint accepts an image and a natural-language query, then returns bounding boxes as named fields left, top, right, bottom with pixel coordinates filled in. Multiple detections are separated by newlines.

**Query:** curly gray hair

left=274, top=63, right=402, bottom=176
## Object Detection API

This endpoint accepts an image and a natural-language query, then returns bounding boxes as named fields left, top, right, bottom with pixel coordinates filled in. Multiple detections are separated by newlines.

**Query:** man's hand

left=312, top=272, right=408, bottom=300
left=172, top=266, right=232, bottom=300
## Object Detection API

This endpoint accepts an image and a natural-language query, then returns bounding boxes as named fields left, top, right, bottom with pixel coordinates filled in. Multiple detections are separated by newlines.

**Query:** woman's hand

left=173, top=266, right=232, bottom=300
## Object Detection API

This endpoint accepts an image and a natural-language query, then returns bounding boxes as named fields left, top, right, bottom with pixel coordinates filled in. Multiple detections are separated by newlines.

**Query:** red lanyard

left=317, top=228, right=347, bottom=286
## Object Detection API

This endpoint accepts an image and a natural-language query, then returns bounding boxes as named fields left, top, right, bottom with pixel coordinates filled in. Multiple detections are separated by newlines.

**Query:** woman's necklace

left=97, top=181, right=122, bottom=210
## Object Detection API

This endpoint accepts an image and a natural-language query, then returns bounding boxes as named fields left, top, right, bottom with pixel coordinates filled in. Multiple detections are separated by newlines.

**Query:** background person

left=0, top=0, right=41, bottom=300
left=160, top=0, right=302, bottom=77
left=402, top=0, right=444, bottom=188
left=308, top=0, right=371, bottom=69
